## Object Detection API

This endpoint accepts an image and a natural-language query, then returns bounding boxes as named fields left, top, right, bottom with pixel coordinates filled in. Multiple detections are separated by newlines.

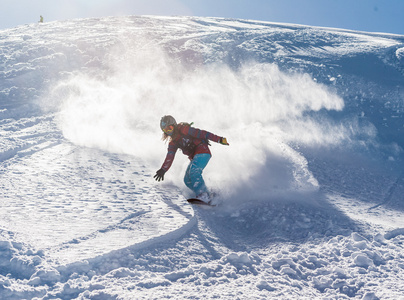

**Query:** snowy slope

left=0, top=16, right=404, bottom=299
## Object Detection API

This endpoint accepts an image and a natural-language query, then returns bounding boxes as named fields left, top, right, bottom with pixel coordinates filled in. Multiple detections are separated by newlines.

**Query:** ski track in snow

left=0, top=15, right=404, bottom=299
left=0, top=116, right=194, bottom=266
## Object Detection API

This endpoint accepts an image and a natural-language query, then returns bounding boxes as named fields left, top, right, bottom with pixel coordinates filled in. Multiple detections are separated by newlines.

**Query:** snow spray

left=47, top=40, right=347, bottom=201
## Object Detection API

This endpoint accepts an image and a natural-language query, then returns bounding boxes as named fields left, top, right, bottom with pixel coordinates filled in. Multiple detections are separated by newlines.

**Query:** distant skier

left=154, top=115, right=229, bottom=204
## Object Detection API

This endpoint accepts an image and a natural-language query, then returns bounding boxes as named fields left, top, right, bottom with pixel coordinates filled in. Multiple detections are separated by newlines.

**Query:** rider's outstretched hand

left=220, top=137, right=229, bottom=146
left=154, top=169, right=166, bottom=182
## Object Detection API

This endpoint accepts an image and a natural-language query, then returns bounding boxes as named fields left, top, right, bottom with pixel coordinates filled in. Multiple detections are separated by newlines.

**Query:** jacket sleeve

left=180, top=125, right=222, bottom=143
left=161, top=141, right=178, bottom=172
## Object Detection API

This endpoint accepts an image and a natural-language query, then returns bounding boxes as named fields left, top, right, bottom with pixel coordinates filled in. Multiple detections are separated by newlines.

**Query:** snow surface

left=0, top=15, right=404, bottom=299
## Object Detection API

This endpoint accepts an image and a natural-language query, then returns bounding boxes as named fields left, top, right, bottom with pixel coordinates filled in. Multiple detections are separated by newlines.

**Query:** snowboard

left=187, top=198, right=216, bottom=206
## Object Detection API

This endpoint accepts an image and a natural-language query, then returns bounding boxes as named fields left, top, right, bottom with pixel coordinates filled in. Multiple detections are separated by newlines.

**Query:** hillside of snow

left=0, top=15, right=404, bottom=299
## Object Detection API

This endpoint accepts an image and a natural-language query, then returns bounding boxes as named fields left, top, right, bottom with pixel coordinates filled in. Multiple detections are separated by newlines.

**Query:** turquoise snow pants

left=184, top=153, right=211, bottom=196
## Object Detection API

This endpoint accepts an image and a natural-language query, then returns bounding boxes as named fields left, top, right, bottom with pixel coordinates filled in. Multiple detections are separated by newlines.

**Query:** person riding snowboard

left=154, top=115, right=229, bottom=203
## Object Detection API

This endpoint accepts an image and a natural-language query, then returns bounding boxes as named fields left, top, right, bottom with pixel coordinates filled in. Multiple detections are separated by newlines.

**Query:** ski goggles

left=163, top=125, right=175, bottom=135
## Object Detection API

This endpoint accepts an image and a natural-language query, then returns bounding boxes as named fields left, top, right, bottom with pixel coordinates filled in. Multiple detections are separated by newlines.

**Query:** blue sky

left=1, top=0, right=404, bottom=35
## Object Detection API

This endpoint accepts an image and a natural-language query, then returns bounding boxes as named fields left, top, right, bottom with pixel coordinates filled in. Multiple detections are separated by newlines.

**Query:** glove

left=154, top=169, right=166, bottom=182
left=219, top=137, right=229, bottom=146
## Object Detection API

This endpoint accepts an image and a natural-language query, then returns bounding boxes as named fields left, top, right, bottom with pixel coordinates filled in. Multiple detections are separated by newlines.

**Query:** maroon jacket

left=161, top=124, right=221, bottom=172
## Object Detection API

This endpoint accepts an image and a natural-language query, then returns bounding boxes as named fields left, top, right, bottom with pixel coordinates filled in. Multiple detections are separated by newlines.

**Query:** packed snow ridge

left=0, top=15, right=404, bottom=299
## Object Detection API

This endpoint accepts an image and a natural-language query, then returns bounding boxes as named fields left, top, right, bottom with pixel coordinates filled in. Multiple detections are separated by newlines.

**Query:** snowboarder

left=154, top=115, right=229, bottom=204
